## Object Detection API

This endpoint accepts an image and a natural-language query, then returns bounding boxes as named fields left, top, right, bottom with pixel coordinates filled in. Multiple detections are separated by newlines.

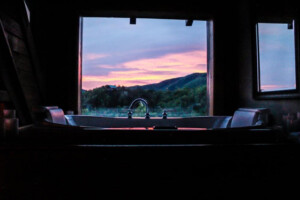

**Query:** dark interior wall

left=30, top=1, right=79, bottom=112
left=2, top=0, right=298, bottom=122
left=236, top=1, right=300, bottom=125
left=212, top=4, right=240, bottom=116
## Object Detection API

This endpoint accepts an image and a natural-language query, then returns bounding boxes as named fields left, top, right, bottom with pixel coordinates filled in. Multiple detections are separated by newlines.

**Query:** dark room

left=1, top=0, right=300, bottom=199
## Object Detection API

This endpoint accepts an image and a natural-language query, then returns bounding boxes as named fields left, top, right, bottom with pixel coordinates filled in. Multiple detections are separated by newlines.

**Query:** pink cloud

left=82, top=50, right=207, bottom=90
left=84, top=53, right=109, bottom=61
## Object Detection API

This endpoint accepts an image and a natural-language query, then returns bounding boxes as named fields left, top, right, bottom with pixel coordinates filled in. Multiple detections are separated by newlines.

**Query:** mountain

left=129, top=73, right=206, bottom=91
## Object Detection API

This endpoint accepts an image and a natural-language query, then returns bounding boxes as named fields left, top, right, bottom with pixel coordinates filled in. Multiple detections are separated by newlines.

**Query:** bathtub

left=30, top=108, right=276, bottom=145
left=64, top=115, right=232, bottom=129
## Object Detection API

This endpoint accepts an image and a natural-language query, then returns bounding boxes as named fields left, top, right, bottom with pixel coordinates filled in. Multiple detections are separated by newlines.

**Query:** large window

left=255, top=20, right=300, bottom=98
left=80, top=17, right=208, bottom=117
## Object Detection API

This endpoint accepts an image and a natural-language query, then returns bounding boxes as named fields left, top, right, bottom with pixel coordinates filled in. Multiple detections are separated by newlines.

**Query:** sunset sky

left=82, top=18, right=297, bottom=92
left=82, top=18, right=207, bottom=90
left=258, top=23, right=296, bottom=92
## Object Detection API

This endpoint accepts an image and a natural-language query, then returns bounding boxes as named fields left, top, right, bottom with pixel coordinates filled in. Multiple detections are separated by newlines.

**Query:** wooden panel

left=0, top=10, right=45, bottom=125
left=22, top=85, right=41, bottom=106
left=17, top=70, right=39, bottom=88
left=13, top=52, right=33, bottom=72
left=23, top=89, right=40, bottom=106
left=22, top=85, right=40, bottom=97
left=24, top=93, right=41, bottom=109
left=22, top=18, right=46, bottom=102
left=1, top=14, right=23, bottom=39
left=0, top=19, right=32, bottom=124
left=6, top=33, right=28, bottom=55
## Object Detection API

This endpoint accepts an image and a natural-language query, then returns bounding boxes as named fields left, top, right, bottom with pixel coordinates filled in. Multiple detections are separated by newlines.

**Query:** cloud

left=123, top=50, right=206, bottom=70
left=261, top=84, right=296, bottom=91
left=82, top=18, right=207, bottom=71
left=84, top=53, right=109, bottom=61
left=82, top=50, right=207, bottom=90
left=82, top=45, right=203, bottom=74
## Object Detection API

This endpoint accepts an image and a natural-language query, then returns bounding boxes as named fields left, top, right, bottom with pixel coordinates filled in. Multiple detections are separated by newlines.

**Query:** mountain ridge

left=82, top=72, right=207, bottom=92
left=129, top=72, right=206, bottom=91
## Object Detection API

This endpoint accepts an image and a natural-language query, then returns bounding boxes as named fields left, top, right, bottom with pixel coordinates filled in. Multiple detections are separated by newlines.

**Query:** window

left=255, top=20, right=300, bottom=99
left=80, top=17, right=209, bottom=117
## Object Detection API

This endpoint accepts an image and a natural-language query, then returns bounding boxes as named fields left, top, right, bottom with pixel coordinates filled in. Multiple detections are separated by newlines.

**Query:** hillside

left=129, top=73, right=206, bottom=91
left=81, top=72, right=208, bottom=116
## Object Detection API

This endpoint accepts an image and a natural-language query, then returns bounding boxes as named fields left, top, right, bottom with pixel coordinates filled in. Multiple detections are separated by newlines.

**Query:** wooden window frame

left=77, top=14, right=214, bottom=115
left=253, top=18, right=300, bottom=99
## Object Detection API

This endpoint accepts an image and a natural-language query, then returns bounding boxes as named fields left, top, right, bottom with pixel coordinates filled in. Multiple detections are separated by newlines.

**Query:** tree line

left=81, top=85, right=207, bottom=115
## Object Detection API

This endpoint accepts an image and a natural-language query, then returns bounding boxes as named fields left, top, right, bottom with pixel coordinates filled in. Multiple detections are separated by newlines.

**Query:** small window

left=255, top=20, right=300, bottom=98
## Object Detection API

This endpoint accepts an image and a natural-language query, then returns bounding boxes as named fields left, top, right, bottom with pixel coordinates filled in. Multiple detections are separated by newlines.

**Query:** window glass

left=81, top=17, right=208, bottom=117
left=257, top=22, right=296, bottom=92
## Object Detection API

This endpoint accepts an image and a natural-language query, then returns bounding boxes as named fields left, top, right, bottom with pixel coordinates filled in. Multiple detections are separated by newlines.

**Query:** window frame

left=253, top=18, right=300, bottom=99
left=78, top=15, right=214, bottom=116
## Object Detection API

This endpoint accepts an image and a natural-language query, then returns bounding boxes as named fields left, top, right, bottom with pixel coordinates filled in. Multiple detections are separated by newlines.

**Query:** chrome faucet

left=128, top=98, right=150, bottom=119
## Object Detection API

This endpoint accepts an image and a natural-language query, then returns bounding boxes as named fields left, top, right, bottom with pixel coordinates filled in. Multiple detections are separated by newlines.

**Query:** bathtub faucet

left=128, top=98, right=150, bottom=119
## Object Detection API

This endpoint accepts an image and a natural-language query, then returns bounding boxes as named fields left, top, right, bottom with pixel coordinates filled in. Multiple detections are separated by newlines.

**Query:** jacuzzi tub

left=42, top=107, right=268, bottom=130
left=65, top=115, right=232, bottom=129
left=29, top=108, right=277, bottom=145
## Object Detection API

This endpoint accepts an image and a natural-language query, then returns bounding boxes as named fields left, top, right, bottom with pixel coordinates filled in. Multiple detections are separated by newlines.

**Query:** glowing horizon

left=82, top=18, right=207, bottom=90
left=261, top=84, right=297, bottom=92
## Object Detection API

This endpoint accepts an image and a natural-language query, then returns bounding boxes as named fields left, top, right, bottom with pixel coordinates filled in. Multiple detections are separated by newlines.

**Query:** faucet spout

left=128, top=98, right=150, bottom=119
